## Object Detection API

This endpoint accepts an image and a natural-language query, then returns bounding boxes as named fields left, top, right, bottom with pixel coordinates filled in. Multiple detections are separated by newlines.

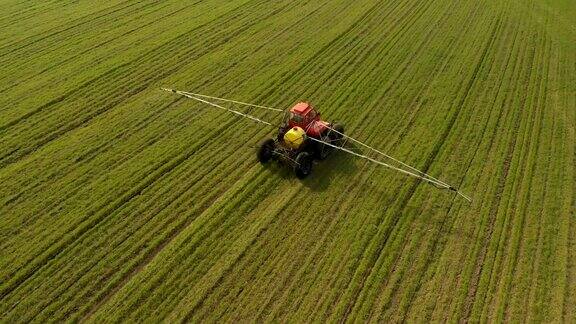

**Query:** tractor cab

left=287, top=102, right=328, bottom=138
left=259, top=101, right=345, bottom=178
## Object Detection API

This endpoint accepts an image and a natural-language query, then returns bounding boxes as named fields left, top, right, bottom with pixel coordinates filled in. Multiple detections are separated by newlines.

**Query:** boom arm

left=162, top=88, right=472, bottom=203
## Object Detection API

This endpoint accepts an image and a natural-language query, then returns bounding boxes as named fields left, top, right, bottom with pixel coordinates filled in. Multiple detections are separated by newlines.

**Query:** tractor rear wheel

left=277, top=125, right=288, bottom=141
left=332, top=123, right=344, bottom=139
left=315, top=131, right=333, bottom=160
left=331, top=123, right=344, bottom=142
left=258, top=138, right=275, bottom=163
left=294, top=152, right=313, bottom=179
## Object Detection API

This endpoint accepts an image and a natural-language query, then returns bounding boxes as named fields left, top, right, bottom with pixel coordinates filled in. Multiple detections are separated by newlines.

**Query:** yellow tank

left=283, top=126, right=306, bottom=149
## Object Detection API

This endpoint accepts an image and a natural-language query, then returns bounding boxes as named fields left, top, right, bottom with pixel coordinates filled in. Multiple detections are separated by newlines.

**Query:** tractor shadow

left=259, top=142, right=403, bottom=194
left=299, top=142, right=361, bottom=192
left=258, top=153, right=298, bottom=180
left=259, top=162, right=292, bottom=179
left=256, top=142, right=362, bottom=191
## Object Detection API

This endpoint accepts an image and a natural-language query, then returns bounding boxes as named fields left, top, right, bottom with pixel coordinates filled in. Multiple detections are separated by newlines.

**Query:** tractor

left=257, top=102, right=344, bottom=178
left=162, top=88, right=473, bottom=202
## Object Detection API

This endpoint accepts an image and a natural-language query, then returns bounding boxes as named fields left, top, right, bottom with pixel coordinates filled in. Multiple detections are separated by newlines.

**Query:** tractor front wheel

left=331, top=123, right=344, bottom=142
left=319, top=132, right=334, bottom=160
left=294, top=152, right=313, bottom=179
left=258, top=138, right=275, bottom=163
left=326, top=124, right=345, bottom=149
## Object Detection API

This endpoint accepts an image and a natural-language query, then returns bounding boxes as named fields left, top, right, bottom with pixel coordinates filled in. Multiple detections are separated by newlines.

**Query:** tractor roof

left=290, top=102, right=312, bottom=115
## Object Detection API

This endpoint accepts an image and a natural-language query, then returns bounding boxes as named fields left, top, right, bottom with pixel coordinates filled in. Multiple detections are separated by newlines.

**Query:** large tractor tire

left=315, top=131, right=333, bottom=160
left=258, top=138, right=275, bottom=163
left=294, top=151, right=313, bottom=179
left=331, top=123, right=345, bottom=143
left=277, top=125, right=289, bottom=141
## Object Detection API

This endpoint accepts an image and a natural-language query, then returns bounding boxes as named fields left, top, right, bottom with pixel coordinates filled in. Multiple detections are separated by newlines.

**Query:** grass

left=0, top=0, right=574, bottom=322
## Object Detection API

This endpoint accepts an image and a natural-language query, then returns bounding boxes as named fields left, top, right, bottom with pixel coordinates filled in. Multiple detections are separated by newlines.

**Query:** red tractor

left=257, top=102, right=344, bottom=178
left=163, top=88, right=472, bottom=202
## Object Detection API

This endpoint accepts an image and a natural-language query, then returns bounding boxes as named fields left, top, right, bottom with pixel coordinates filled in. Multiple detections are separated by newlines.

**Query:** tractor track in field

left=258, top=164, right=382, bottom=321
left=105, top=172, right=277, bottom=322
left=240, top=167, right=366, bottom=320
left=343, top=1, right=482, bottom=318
left=339, top=7, right=502, bottom=322
left=296, top=0, right=417, bottom=104
left=255, top=0, right=385, bottom=102
left=169, top=178, right=294, bottom=320
left=329, top=0, right=427, bottom=94
left=461, top=17, right=534, bottom=321
left=307, top=170, right=401, bottom=321
left=494, top=30, right=550, bottom=322
left=210, top=163, right=351, bottom=319
left=177, top=185, right=302, bottom=323
left=396, top=4, right=514, bottom=320
left=521, top=40, right=556, bottom=321
left=305, top=0, right=440, bottom=152
left=80, top=164, right=258, bottom=321
left=427, top=13, right=521, bottom=320
left=284, top=0, right=415, bottom=123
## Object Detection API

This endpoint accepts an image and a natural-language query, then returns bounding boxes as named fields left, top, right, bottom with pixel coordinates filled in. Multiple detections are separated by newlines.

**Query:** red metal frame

left=287, top=102, right=329, bottom=138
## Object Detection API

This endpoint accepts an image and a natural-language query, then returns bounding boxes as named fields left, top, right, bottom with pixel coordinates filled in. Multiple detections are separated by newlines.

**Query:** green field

left=0, top=0, right=574, bottom=322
